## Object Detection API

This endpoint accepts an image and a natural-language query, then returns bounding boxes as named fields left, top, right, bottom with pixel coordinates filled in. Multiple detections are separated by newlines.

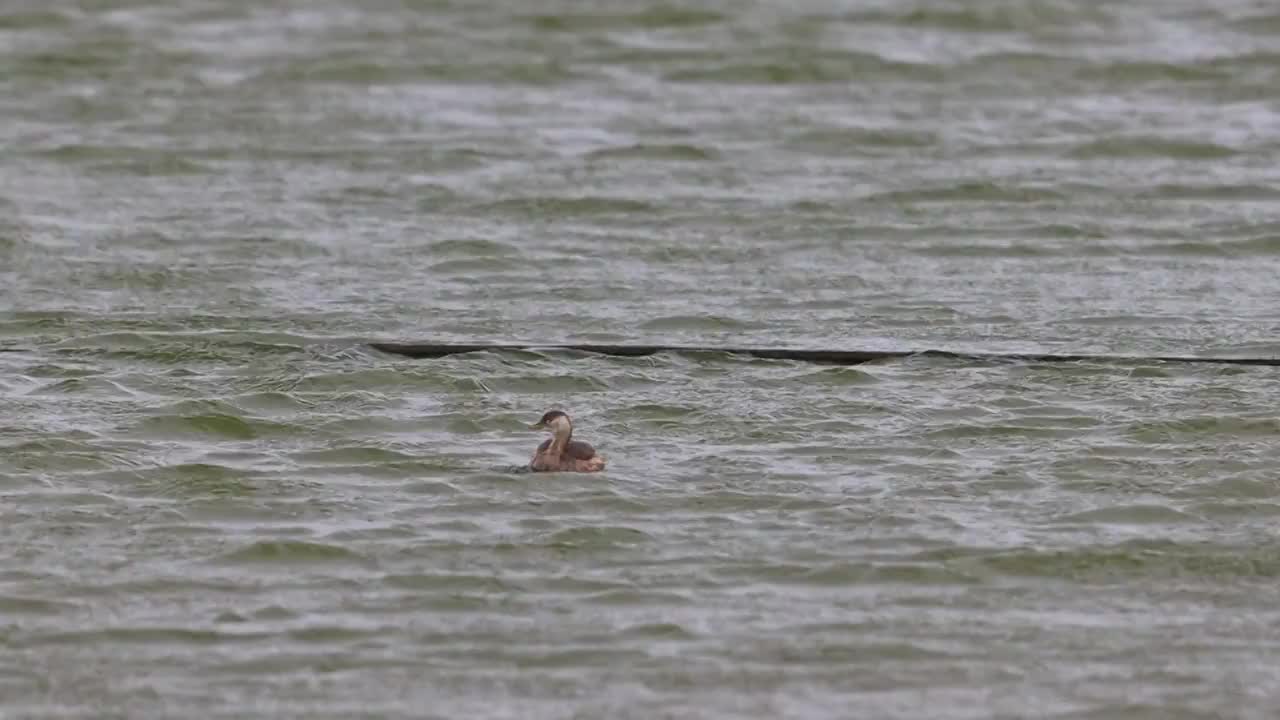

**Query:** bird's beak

left=529, top=421, right=544, bottom=430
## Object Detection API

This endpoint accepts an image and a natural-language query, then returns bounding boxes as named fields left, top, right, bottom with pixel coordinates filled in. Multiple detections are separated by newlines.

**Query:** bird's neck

left=549, top=423, right=572, bottom=452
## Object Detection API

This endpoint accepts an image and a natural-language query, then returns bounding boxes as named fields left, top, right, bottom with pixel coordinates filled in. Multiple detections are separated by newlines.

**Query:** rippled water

left=4, top=1, right=1280, bottom=717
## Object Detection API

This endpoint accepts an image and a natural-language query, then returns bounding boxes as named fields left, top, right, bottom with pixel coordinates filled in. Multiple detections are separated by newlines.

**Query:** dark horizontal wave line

left=368, top=342, right=1280, bottom=367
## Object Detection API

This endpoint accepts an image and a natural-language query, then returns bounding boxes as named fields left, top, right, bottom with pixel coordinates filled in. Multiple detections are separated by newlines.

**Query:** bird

left=528, top=409, right=606, bottom=473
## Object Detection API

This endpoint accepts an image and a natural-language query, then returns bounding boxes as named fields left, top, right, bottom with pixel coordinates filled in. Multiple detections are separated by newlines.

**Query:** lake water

left=3, top=1, right=1280, bottom=718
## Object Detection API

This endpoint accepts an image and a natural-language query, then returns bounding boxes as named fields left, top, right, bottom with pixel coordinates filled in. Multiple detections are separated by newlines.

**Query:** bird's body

left=529, top=410, right=606, bottom=473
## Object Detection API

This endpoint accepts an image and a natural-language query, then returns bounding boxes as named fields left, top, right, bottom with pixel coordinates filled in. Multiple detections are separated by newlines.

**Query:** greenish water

left=4, top=1, right=1280, bottom=718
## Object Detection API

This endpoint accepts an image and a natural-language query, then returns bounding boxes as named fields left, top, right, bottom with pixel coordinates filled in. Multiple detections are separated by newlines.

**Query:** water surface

left=3, top=1, right=1280, bottom=718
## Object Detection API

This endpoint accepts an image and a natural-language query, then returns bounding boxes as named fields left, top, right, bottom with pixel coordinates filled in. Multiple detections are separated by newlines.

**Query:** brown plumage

left=529, top=409, right=606, bottom=473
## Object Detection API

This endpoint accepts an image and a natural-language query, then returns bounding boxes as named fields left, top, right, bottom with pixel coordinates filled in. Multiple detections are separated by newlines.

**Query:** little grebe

left=529, top=409, right=606, bottom=473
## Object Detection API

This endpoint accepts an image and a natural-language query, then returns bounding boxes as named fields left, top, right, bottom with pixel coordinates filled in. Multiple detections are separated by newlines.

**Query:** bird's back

left=536, top=437, right=598, bottom=460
